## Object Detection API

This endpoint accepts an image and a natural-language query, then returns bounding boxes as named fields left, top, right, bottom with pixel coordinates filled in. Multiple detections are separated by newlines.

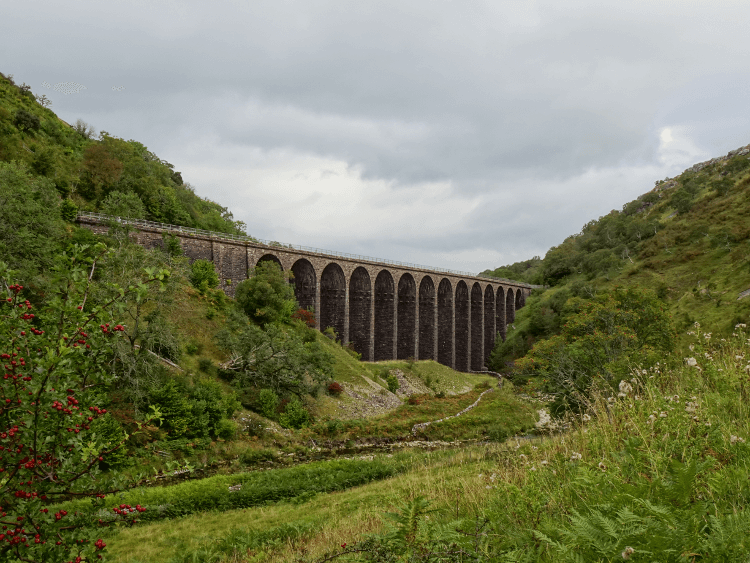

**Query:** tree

left=515, top=287, right=674, bottom=413
left=82, top=144, right=123, bottom=199
left=101, top=190, right=146, bottom=219
left=0, top=248, right=168, bottom=562
left=0, top=161, right=65, bottom=284
left=218, top=312, right=334, bottom=396
left=235, top=261, right=296, bottom=327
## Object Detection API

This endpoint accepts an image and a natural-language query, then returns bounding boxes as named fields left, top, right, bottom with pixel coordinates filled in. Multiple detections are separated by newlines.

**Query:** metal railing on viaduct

left=77, top=212, right=537, bottom=372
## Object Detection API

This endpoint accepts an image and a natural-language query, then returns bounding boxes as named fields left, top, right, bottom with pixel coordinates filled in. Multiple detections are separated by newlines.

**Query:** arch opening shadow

left=349, top=267, right=371, bottom=361
left=418, top=276, right=435, bottom=361
left=483, top=285, right=495, bottom=366
left=506, top=288, right=515, bottom=326
left=437, top=279, right=453, bottom=367
left=496, top=287, right=506, bottom=342
left=470, top=283, right=483, bottom=371
left=320, top=263, right=345, bottom=341
left=515, top=290, right=525, bottom=311
left=257, top=254, right=282, bottom=269
left=291, top=259, right=316, bottom=312
left=455, top=281, right=469, bottom=372
left=397, top=274, right=416, bottom=360
left=374, top=270, right=395, bottom=361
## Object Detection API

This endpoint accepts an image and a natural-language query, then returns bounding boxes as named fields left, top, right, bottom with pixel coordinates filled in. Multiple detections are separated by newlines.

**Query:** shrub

left=387, top=374, right=400, bottom=393
left=323, top=326, right=338, bottom=341
left=328, top=381, right=344, bottom=396
left=279, top=398, right=310, bottom=429
left=185, top=342, right=200, bottom=355
left=292, top=307, right=316, bottom=327
left=215, top=419, right=238, bottom=440
left=60, top=198, right=78, bottom=222
left=407, top=396, right=421, bottom=405
left=13, top=109, right=40, bottom=131
left=198, top=357, right=214, bottom=373
left=258, top=388, right=280, bottom=420
left=189, top=259, right=219, bottom=293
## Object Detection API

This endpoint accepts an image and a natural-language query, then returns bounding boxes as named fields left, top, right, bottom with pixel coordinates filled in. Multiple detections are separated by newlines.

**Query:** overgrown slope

left=486, top=144, right=750, bottom=367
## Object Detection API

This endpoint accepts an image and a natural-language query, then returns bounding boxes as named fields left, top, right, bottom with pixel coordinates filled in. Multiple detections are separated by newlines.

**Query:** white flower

left=736, top=355, right=745, bottom=360
left=737, top=323, right=747, bottom=329
left=704, top=332, right=712, bottom=340
left=622, top=546, right=635, bottom=560
left=686, top=357, right=698, bottom=367
left=731, top=435, right=746, bottom=444
left=659, top=412, right=668, bottom=418
left=540, top=460, right=548, bottom=466
left=582, top=414, right=591, bottom=423
left=689, top=344, right=695, bottom=351
left=685, top=402, right=697, bottom=414
left=570, top=452, right=582, bottom=461
left=598, top=461, right=607, bottom=472
left=619, top=380, right=633, bottom=395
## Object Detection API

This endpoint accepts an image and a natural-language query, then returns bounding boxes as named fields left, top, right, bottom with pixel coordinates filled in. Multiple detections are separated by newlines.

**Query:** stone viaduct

left=77, top=213, right=534, bottom=372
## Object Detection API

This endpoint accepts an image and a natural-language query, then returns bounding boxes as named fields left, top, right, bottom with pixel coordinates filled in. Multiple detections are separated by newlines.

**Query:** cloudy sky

left=5, top=1, right=750, bottom=273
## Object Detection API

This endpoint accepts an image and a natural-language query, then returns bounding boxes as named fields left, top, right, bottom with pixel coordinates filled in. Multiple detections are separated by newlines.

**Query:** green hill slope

left=486, top=144, right=750, bottom=368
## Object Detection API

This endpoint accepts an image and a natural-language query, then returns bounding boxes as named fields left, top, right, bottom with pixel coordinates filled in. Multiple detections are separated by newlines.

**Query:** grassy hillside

left=486, top=144, right=750, bottom=369
left=0, top=71, right=245, bottom=234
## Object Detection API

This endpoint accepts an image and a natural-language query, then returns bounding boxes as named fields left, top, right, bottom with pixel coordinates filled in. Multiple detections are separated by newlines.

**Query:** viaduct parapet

left=77, top=213, right=534, bottom=372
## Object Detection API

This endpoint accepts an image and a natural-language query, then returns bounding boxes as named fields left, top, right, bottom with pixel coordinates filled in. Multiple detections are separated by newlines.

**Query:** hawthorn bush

left=0, top=247, right=167, bottom=562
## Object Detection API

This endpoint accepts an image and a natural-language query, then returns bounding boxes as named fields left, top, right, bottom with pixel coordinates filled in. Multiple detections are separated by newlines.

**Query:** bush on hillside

left=235, top=260, right=297, bottom=327
left=516, top=287, right=674, bottom=414
left=102, top=190, right=147, bottom=219
left=189, top=259, right=219, bottom=293
left=13, top=109, right=40, bottom=131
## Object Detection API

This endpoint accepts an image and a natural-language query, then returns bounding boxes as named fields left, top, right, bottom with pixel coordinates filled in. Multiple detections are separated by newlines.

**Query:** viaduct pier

left=78, top=212, right=534, bottom=372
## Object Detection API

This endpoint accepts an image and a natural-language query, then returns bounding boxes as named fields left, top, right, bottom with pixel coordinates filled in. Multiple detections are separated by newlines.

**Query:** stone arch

left=320, top=263, right=345, bottom=340
left=418, top=276, right=436, bottom=361
left=506, top=287, right=515, bottom=326
left=483, top=285, right=495, bottom=365
left=374, top=270, right=395, bottom=361
left=397, top=273, right=416, bottom=360
left=470, top=283, right=483, bottom=371
left=437, top=278, right=453, bottom=367
left=515, top=289, right=525, bottom=310
left=455, top=281, right=469, bottom=372
left=349, top=267, right=371, bottom=361
left=496, top=286, right=506, bottom=342
left=290, top=259, right=316, bottom=312
left=256, top=253, right=282, bottom=270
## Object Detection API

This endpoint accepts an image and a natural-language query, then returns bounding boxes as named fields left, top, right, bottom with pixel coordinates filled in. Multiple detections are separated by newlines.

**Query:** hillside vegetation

left=4, top=67, right=750, bottom=563
left=485, top=144, right=750, bottom=372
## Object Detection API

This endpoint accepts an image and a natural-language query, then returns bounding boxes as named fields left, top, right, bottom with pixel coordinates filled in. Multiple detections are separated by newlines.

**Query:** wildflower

left=704, top=332, right=712, bottom=340
left=689, top=344, right=695, bottom=351
left=659, top=412, right=668, bottom=418
left=622, top=546, right=635, bottom=560
left=519, top=453, right=527, bottom=461
left=598, top=461, right=607, bottom=472
left=685, top=402, right=697, bottom=414
left=540, top=460, right=548, bottom=466
left=529, top=466, right=537, bottom=472
left=736, top=323, right=747, bottom=329
left=705, top=421, right=712, bottom=427
left=731, top=435, right=746, bottom=444
left=570, top=452, right=582, bottom=461
left=619, top=380, right=633, bottom=395
left=582, top=414, right=591, bottom=423
left=736, top=355, right=745, bottom=360
left=686, top=357, right=698, bottom=367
